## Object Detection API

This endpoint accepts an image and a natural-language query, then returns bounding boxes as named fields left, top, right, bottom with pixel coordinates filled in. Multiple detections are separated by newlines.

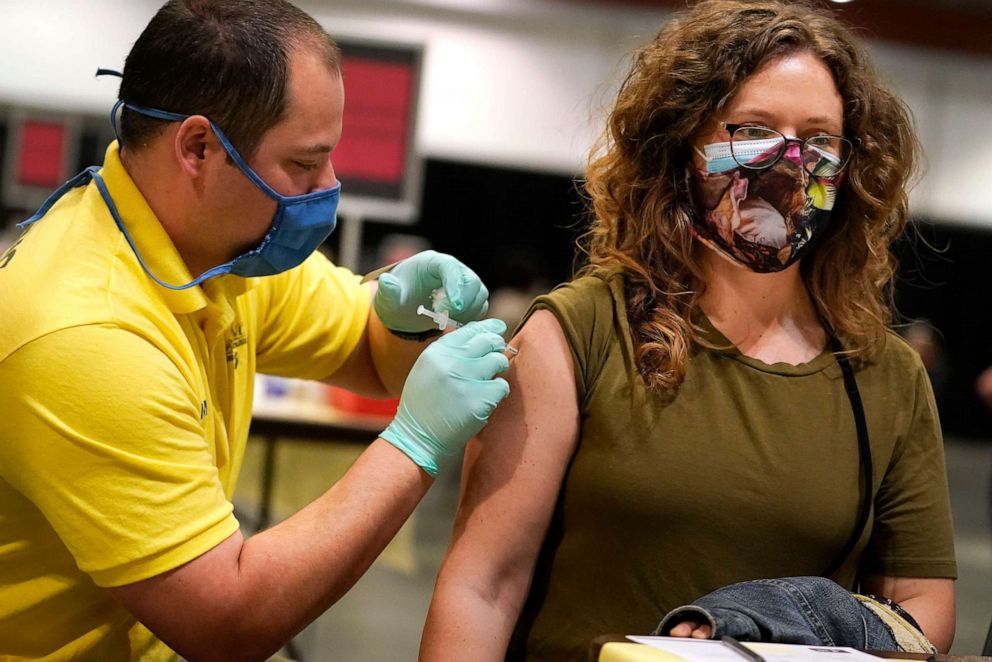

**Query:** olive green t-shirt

left=507, top=271, right=956, bottom=662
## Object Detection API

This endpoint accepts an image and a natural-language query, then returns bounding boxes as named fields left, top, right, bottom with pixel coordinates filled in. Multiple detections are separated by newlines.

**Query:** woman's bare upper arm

left=446, top=308, right=581, bottom=596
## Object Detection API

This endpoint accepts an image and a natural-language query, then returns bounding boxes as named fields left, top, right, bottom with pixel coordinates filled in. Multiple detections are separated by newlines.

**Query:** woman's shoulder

left=851, top=328, right=930, bottom=397
left=521, top=265, right=624, bottom=334
left=522, top=269, right=628, bottom=403
left=873, top=328, right=928, bottom=374
left=538, top=267, right=625, bottom=310
left=525, top=269, right=626, bottom=339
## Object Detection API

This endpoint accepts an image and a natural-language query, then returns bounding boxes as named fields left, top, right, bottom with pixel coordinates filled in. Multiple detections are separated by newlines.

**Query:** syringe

left=417, top=305, right=459, bottom=331
left=416, top=303, right=519, bottom=355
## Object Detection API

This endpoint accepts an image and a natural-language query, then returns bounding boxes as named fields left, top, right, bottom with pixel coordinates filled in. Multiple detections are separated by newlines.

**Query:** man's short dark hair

left=119, top=0, right=341, bottom=158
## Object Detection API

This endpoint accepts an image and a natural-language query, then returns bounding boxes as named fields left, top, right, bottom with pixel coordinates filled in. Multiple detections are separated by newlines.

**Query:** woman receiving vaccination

left=420, top=1, right=956, bottom=660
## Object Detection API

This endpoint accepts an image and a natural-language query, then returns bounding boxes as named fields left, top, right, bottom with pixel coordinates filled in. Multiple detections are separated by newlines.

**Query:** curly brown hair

left=580, top=0, right=920, bottom=391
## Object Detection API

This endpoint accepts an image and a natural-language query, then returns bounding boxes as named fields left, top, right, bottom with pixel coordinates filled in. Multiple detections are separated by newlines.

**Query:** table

left=248, top=399, right=388, bottom=530
left=590, top=637, right=992, bottom=662
left=246, top=401, right=389, bottom=661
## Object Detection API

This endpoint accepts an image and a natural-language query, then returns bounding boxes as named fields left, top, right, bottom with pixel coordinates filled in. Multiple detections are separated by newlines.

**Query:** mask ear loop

left=109, top=99, right=125, bottom=146
left=673, top=161, right=710, bottom=256
left=95, top=68, right=125, bottom=144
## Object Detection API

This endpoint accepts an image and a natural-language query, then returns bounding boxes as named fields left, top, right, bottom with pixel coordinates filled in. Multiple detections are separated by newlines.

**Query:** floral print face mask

left=686, top=138, right=843, bottom=273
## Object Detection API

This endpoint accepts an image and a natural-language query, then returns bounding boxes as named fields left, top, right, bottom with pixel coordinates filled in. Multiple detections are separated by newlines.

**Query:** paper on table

left=626, top=637, right=885, bottom=662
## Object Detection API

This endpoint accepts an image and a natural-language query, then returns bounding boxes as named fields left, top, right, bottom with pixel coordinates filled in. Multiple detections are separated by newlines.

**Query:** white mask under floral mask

left=685, top=136, right=844, bottom=273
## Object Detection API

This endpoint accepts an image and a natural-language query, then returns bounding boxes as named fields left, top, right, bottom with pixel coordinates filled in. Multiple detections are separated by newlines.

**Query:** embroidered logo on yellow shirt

left=225, top=322, right=247, bottom=369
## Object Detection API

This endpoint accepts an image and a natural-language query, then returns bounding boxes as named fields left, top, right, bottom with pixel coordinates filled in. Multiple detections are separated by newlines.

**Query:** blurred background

left=1, top=0, right=989, bottom=658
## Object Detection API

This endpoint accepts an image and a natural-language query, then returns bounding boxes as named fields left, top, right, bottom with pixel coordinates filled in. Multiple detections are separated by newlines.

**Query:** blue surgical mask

left=106, top=98, right=340, bottom=289
left=19, top=70, right=341, bottom=291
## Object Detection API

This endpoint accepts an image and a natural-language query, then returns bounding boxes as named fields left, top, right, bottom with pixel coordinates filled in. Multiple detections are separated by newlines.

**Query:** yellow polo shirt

left=0, top=143, right=370, bottom=659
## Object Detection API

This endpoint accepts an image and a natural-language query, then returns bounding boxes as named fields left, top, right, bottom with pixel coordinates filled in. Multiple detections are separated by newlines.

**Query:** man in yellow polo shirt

left=0, top=1, right=512, bottom=659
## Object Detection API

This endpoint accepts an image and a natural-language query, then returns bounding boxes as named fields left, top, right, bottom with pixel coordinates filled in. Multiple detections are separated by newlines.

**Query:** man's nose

left=313, top=156, right=337, bottom=192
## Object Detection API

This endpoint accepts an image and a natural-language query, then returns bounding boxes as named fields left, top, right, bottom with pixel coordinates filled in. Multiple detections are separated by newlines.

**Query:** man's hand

left=374, top=250, right=489, bottom=333
left=381, top=318, right=511, bottom=476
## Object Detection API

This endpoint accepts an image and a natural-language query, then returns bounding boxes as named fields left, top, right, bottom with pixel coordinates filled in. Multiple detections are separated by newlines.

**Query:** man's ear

left=174, top=116, right=216, bottom=178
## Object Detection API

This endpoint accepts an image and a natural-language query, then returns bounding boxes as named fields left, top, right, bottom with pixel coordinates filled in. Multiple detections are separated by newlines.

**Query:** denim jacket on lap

left=653, top=576, right=936, bottom=654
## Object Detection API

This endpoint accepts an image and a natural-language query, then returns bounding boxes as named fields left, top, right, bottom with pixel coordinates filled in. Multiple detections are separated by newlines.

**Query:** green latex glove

left=381, top=318, right=511, bottom=476
left=374, top=250, right=489, bottom=333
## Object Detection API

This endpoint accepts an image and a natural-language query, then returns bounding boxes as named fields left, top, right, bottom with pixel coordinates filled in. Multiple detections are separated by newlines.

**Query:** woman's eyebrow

left=805, top=115, right=840, bottom=127
left=725, top=110, right=842, bottom=133
left=725, top=108, right=775, bottom=120
left=728, top=109, right=839, bottom=126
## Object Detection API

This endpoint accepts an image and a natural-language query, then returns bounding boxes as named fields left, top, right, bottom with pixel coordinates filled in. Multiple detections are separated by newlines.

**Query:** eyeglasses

left=723, top=123, right=853, bottom=176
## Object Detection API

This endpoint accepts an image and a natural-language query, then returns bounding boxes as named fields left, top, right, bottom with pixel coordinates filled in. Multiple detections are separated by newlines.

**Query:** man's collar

left=99, top=142, right=255, bottom=315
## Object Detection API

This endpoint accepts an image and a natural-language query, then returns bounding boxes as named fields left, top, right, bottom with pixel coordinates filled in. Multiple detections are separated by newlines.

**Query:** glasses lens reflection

left=729, top=126, right=851, bottom=174
left=730, top=126, right=783, bottom=169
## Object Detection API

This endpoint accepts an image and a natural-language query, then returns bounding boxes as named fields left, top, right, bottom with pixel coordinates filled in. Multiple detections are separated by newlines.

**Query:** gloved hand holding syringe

left=418, top=290, right=519, bottom=355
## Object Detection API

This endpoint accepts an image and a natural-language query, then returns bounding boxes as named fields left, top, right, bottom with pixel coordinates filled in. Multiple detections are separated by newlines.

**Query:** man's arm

left=324, top=282, right=438, bottom=398
left=111, top=439, right=429, bottom=661
left=111, top=319, right=509, bottom=660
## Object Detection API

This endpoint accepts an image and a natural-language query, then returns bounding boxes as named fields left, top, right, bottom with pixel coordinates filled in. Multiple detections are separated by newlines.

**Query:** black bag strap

left=821, top=332, right=873, bottom=579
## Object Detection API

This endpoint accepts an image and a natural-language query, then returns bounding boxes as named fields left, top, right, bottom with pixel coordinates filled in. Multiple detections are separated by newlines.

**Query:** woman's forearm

left=420, top=578, right=525, bottom=661
left=861, top=575, right=955, bottom=653
left=899, top=593, right=955, bottom=653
